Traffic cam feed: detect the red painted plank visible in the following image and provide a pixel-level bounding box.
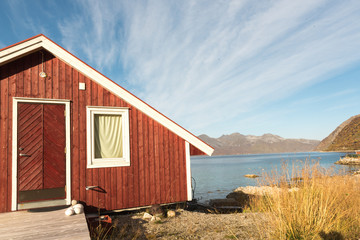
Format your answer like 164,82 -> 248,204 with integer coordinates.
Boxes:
72,70 -> 80,201
131,107 -> 139,207
31,53 -> 39,97
78,74 -> 86,204
59,61 -> 65,99
84,77 -> 93,206
15,58 -> 24,97
148,118 -> 156,204
169,131 -> 175,202
45,53 -> 53,98
52,57 -> 59,99
173,135 -> 180,202
153,121 -> 160,204
65,63 -> 72,99
0,66 -> 9,212
143,113 -> 149,204
23,54 -> 32,97
158,125 -> 165,203
137,111 -> 145,206
163,128 -> 170,202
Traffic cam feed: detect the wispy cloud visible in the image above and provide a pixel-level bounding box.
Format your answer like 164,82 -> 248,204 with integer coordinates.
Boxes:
58,0 -> 124,71
58,0 -> 360,135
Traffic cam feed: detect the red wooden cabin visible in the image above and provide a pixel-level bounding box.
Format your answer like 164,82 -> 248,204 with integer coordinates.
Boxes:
0,35 -> 213,213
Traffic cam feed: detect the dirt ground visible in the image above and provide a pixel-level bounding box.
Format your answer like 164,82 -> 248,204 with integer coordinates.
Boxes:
109,209 -> 269,240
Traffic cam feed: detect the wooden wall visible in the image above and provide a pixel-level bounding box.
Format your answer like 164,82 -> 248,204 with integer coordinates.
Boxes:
0,50 -> 189,213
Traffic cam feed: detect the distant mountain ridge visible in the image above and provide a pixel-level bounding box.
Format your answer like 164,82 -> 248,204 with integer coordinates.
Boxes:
316,114 -> 360,151
199,133 -> 320,155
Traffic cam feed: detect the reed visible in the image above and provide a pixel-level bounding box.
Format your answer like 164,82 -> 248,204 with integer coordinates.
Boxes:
250,161 -> 360,239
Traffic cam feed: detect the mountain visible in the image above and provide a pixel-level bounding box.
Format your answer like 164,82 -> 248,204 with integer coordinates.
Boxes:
316,114 -> 360,151
199,133 -> 320,155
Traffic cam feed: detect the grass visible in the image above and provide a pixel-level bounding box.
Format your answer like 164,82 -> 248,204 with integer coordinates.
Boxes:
248,161 -> 360,239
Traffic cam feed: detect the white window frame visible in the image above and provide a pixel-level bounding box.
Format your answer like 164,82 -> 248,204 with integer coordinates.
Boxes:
86,106 -> 130,168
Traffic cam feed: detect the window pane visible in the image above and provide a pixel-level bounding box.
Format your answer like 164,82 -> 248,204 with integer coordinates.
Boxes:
94,114 -> 123,158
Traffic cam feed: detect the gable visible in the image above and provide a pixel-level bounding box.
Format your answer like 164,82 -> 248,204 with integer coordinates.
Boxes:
0,34 -> 213,156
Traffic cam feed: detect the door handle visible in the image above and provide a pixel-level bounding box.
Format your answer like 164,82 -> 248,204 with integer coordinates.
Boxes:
19,153 -> 30,157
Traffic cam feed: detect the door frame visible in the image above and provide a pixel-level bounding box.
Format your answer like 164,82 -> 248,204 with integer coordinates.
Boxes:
11,97 -> 71,211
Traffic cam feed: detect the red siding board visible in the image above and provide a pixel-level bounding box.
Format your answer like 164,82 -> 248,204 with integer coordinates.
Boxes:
45,54 -> 53,98
84,76 -> 92,206
30,53 -> 39,98
72,70 -> 80,201
0,50 -> 190,213
23,55 -> 32,97
138,111 -> 145,206
148,118 -> 156,204
131,108 -> 139,207
0,67 -> 8,212
15,58 -> 24,97
153,120 -> 160,204
143,112 -> 149,204
158,125 -> 165,202
52,57 -> 59,99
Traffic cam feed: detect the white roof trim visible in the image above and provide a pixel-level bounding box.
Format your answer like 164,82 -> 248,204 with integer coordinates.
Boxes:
0,35 -> 214,156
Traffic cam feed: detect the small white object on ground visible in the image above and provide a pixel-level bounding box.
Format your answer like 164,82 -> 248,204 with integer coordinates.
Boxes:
71,200 -> 78,206
150,216 -> 161,222
143,212 -> 153,220
73,204 -> 84,214
65,207 -> 75,216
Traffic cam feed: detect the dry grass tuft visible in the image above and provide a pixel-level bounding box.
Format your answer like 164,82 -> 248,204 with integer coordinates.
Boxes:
249,161 -> 360,239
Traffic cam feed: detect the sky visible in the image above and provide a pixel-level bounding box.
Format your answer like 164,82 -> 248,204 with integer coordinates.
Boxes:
1,0 -> 360,141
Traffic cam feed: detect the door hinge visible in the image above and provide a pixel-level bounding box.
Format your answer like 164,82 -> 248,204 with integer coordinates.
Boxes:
64,147 -> 67,154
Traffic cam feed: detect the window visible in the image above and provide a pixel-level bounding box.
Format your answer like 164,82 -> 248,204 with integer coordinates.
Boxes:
87,107 -> 130,168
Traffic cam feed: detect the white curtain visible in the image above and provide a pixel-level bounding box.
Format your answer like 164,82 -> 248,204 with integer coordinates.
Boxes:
94,114 -> 123,158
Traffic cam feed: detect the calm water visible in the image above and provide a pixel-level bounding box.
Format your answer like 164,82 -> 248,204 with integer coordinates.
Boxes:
191,152 -> 359,202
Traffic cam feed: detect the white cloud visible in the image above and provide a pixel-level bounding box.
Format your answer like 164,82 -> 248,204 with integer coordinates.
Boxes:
58,0 -> 360,135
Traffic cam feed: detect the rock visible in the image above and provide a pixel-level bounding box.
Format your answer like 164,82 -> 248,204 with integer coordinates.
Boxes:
150,216 -> 161,222
143,212 -> 153,220
232,186 -> 282,196
226,191 -> 251,206
209,198 -> 241,208
244,174 -> 260,178
335,157 -> 360,165
167,210 -> 176,218
71,200 -> 78,206
65,207 -> 75,216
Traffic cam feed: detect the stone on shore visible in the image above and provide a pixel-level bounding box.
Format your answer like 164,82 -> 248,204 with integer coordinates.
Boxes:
209,198 -> 241,208
335,157 -> 360,165
226,186 -> 300,207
